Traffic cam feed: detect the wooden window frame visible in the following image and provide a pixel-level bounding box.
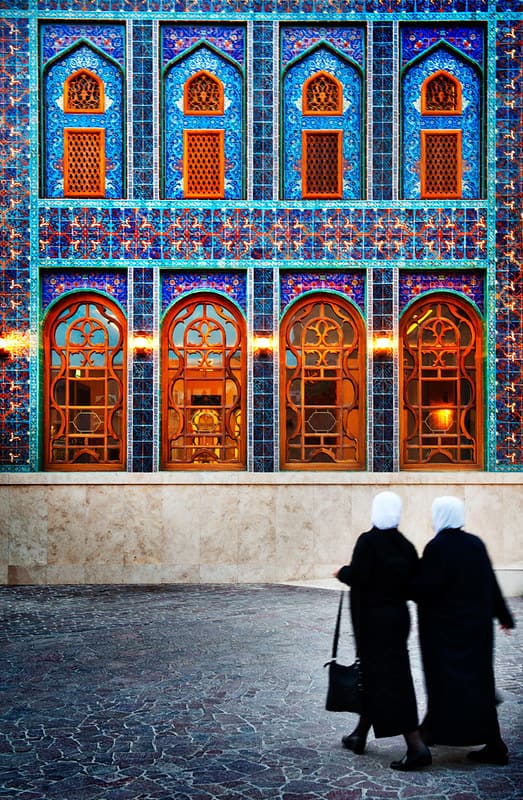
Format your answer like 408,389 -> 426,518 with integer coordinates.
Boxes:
302,71 -> 343,116
43,292 -> 127,472
63,128 -> 106,198
280,294 -> 366,471
184,70 -> 224,116
400,294 -> 483,471
64,69 -> 105,114
302,129 -> 343,200
161,293 -> 246,470
421,70 -> 462,116
183,129 -> 225,199
420,129 -> 462,200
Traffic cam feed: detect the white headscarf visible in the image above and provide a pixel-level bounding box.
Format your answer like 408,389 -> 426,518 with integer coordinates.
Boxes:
371,491 -> 402,530
432,496 -> 465,533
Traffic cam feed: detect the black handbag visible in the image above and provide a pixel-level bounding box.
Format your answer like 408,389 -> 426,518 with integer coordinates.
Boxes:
325,591 -> 362,713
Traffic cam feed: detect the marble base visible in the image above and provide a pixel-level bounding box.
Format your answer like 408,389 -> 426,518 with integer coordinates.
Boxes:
1,472 -> 522,594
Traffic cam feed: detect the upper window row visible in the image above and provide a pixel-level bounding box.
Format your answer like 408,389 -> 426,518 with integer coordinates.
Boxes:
42,290 -> 484,472
41,57 -> 483,201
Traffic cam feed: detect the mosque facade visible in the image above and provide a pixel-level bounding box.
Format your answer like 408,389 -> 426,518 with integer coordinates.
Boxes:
1,1 -> 522,587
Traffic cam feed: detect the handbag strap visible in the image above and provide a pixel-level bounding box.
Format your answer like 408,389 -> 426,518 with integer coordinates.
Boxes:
331,590 -> 346,660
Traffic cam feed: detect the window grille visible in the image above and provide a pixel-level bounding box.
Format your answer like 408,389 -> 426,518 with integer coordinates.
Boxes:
44,294 -> 126,470
63,128 -> 105,198
281,295 -> 365,470
185,71 -> 224,115
162,295 -> 246,469
302,131 -> 342,199
64,69 -> 104,113
303,72 -> 342,115
421,130 -> 461,199
422,71 -> 461,114
184,130 -> 224,199
400,295 -> 483,469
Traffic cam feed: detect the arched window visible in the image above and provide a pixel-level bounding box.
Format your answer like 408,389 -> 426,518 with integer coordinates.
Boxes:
422,71 -> 462,114
400,294 -> 483,469
162,294 -> 246,469
280,295 -> 366,470
43,293 -> 126,470
184,71 -> 224,115
64,69 -> 104,113
303,72 -> 342,115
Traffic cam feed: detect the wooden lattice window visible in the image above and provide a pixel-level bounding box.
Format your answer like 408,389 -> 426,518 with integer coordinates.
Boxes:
400,295 -> 483,470
162,295 -> 246,469
281,295 -> 366,470
302,130 -> 343,199
183,130 -> 224,199
303,72 -> 342,115
184,71 -> 224,115
421,130 -> 461,199
64,69 -> 104,113
63,128 -> 105,198
44,293 -> 126,471
422,71 -> 462,115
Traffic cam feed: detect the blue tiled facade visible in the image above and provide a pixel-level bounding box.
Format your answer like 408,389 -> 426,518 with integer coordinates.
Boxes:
0,2 -> 522,473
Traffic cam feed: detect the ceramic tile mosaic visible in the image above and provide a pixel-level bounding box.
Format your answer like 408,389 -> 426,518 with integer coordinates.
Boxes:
0,18 -> 30,470
1,6 -> 522,475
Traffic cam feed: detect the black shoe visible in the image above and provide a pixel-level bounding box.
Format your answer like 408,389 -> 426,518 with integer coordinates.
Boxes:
467,745 -> 509,766
341,733 -> 366,755
390,748 -> 432,771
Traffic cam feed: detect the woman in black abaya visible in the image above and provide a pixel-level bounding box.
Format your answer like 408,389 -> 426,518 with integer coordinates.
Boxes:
334,491 -> 431,771
413,496 -> 515,765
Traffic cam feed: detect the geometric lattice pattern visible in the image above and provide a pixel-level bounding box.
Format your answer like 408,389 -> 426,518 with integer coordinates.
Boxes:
184,131 -> 224,198
64,129 -> 105,197
421,131 -> 461,199
303,131 -> 341,198
304,73 -> 341,113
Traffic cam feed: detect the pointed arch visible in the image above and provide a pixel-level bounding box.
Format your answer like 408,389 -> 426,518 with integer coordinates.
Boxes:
422,70 -> 462,115
184,70 -> 224,115
64,68 -> 105,113
302,71 -> 343,115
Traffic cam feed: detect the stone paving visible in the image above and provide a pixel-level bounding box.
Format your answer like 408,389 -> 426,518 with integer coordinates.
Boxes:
0,584 -> 521,800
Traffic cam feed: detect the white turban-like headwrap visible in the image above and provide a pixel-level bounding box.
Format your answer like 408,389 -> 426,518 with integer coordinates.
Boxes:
432,496 -> 465,534
371,491 -> 403,530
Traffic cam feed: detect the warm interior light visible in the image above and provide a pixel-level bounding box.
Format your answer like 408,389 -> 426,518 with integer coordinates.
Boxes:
0,331 -> 29,361
428,408 -> 454,432
132,332 -> 152,356
372,332 -> 394,354
253,333 -> 273,356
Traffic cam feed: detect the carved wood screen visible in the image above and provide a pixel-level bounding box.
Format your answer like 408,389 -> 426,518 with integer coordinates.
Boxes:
183,130 -> 224,198
63,128 -> 105,198
420,130 -> 462,199
162,295 -> 246,469
44,293 -> 126,470
64,69 -> 104,113
280,295 -> 366,470
184,71 -> 224,115
302,130 -> 343,199
400,295 -> 483,469
303,72 -> 343,115
422,71 -> 462,115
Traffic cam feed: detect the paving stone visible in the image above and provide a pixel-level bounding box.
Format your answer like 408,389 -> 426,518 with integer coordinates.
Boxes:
0,585 -> 521,799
